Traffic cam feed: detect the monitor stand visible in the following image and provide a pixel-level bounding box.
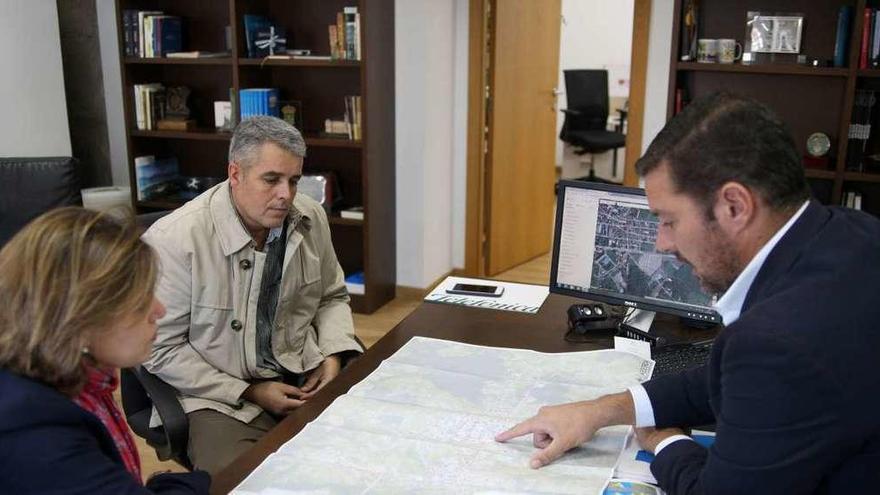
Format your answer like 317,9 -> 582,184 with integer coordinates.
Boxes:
625,308 -> 655,332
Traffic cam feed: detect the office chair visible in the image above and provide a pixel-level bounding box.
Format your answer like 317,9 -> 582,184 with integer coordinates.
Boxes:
120,333 -> 367,470
559,69 -> 627,182
120,366 -> 193,469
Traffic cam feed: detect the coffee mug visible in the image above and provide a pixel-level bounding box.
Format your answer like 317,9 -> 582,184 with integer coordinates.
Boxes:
718,39 -> 743,64
697,39 -> 718,63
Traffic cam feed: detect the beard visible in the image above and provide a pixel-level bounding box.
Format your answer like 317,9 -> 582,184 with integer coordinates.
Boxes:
693,222 -> 741,296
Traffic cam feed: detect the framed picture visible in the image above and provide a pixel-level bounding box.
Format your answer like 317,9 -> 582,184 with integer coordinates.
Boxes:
745,12 -> 803,54
280,100 -> 304,131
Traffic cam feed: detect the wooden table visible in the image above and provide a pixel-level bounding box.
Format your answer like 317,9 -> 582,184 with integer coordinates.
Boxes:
211,294 -> 715,494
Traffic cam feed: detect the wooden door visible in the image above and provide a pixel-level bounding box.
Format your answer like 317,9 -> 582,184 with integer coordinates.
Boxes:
484,0 -> 562,275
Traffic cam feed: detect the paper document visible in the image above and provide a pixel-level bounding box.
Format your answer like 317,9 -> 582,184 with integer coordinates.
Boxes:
233,337 -> 654,494
424,276 -> 550,314
613,429 -> 716,485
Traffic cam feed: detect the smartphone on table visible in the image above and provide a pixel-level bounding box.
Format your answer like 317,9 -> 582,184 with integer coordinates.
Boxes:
445,283 -> 504,297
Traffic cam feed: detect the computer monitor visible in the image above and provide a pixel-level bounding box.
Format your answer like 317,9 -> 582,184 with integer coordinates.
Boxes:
550,180 -> 721,325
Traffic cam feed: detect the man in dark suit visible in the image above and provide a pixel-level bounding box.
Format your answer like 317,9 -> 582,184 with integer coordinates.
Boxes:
496,93 -> 880,493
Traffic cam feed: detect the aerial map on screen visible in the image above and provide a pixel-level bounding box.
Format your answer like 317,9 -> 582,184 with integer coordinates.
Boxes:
590,201 -> 713,307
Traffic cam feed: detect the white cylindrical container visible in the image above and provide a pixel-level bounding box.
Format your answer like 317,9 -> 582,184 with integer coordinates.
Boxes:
81,186 -> 132,214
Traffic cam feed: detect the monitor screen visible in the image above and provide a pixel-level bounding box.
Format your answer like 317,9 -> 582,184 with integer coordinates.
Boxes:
550,180 -> 720,324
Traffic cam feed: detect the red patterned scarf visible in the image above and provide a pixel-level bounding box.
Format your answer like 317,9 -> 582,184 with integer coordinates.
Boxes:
73,366 -> 142,483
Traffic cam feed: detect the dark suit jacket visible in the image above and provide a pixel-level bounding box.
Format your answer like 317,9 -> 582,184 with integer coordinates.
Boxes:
0,368 -> 210,494
644,201 -> 880,494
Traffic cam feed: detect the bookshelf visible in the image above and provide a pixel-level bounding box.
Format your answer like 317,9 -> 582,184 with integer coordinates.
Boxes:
668,0 -> 880,217
115,0 -> 395,313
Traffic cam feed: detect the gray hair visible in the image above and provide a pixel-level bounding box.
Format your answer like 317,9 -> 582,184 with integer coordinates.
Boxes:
228,116 -> 307,168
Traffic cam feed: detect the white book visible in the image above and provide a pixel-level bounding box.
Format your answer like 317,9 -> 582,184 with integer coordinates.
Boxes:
134,85 -> 145,130
854,192 -> 863,210
340,206 -> 364,220
354,13 -> 362,60
137,11 -> 162,57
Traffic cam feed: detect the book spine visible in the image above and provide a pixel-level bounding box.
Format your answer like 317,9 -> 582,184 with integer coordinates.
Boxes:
329,25 -> 339,60
336,12 -> 346,60
134,85 -> 144,130
861,8 -> 871,69
137,11 -> 145,57
872,10 -> 880,67
354,12 -> 362,60
344,9 -> 357,60
833,6 -> 852,67
133,155 -> 155,201
123,10 -> 133,56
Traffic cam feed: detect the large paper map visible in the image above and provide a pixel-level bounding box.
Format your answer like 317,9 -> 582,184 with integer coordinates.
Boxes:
233,337 -> 654,495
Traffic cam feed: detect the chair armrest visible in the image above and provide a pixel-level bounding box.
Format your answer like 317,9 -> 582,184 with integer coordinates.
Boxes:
561,108 -> 582,116
614,109 -> 629,132
132,366 -> 189,464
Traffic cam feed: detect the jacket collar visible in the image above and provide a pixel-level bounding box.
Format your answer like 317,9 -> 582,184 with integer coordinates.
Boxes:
209,180 -> 311,257
742,199 -> 831,313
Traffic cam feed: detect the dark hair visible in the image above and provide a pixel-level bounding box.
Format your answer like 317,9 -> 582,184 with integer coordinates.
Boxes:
636,92 -> 810,217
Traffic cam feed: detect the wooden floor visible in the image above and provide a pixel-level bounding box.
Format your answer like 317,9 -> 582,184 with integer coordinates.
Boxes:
134,252 -> 552,480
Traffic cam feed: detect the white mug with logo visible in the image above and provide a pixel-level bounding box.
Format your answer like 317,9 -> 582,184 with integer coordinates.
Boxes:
697,39 -> 719,63
718,39 -> 743,64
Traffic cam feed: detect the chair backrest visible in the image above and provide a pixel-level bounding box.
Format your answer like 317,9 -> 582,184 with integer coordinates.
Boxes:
563,69 -> 610,130
0,157 -> 82,248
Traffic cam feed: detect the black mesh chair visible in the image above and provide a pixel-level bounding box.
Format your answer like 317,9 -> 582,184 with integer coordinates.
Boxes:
559,69 -> 627,182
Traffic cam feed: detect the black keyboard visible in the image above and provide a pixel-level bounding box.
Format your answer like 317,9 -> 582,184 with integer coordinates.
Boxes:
652,340 -> 713,377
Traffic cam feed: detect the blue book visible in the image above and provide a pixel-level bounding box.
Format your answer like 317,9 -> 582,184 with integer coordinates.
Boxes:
833,6 -> 853,67
158,16 -> 182,56
243,15 -> 270,58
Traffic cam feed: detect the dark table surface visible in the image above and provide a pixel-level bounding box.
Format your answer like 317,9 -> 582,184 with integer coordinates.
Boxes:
210,293 -> 716,494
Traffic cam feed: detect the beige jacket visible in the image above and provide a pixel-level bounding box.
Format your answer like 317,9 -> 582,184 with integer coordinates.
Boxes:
142,181 -> 360,424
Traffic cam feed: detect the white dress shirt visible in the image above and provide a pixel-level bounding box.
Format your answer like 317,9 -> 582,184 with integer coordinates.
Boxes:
627,201 -> 809,454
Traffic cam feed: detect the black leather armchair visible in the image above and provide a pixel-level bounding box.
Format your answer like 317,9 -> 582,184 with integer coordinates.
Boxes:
559,70 -> 627,182
0,157 -> 82,248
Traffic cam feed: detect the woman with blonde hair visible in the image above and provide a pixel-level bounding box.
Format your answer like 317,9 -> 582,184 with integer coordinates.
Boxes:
0,207 -> 209,494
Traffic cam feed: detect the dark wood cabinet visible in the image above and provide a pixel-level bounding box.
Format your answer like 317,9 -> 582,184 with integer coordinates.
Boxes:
668,0 -> 880,217
115,0 -> 395,313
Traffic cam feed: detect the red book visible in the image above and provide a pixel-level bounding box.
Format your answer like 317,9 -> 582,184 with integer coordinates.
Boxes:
861,8 -> 872,69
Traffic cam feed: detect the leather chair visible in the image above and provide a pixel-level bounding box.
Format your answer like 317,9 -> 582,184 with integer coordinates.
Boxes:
0,157 -> 82,248
559,70 -> 627,182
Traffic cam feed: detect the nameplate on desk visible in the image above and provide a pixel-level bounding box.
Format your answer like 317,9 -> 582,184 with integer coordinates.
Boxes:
424,276 -> 549,314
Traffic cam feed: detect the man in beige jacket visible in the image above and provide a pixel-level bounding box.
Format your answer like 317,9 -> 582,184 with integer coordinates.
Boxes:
142,116 -> 362,474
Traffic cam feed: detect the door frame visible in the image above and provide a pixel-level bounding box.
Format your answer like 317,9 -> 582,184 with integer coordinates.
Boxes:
464,0 -> 652,276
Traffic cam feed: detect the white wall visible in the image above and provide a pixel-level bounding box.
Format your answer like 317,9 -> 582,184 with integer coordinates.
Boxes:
0,1 -> 71,157
395,0 -> 459,287
557,0 -> 634,173
96,0 -> 129,186
451,0 -> 469,270
641,0 -> 674,155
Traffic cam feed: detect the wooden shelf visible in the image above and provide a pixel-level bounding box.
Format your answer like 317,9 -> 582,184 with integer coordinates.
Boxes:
329,216 -> 364,226
676,62 -> 850,77
804,169 -> 837,180
119,0 -> 395,313
238,58 -> 360,68
137,198 -> 185,210
131,129 -> 232,140
130,130 -> 361,149
845,171 -> 880,183
857,69 -> 880,78
123,57 -> 232,66
305,136 -> 362,148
